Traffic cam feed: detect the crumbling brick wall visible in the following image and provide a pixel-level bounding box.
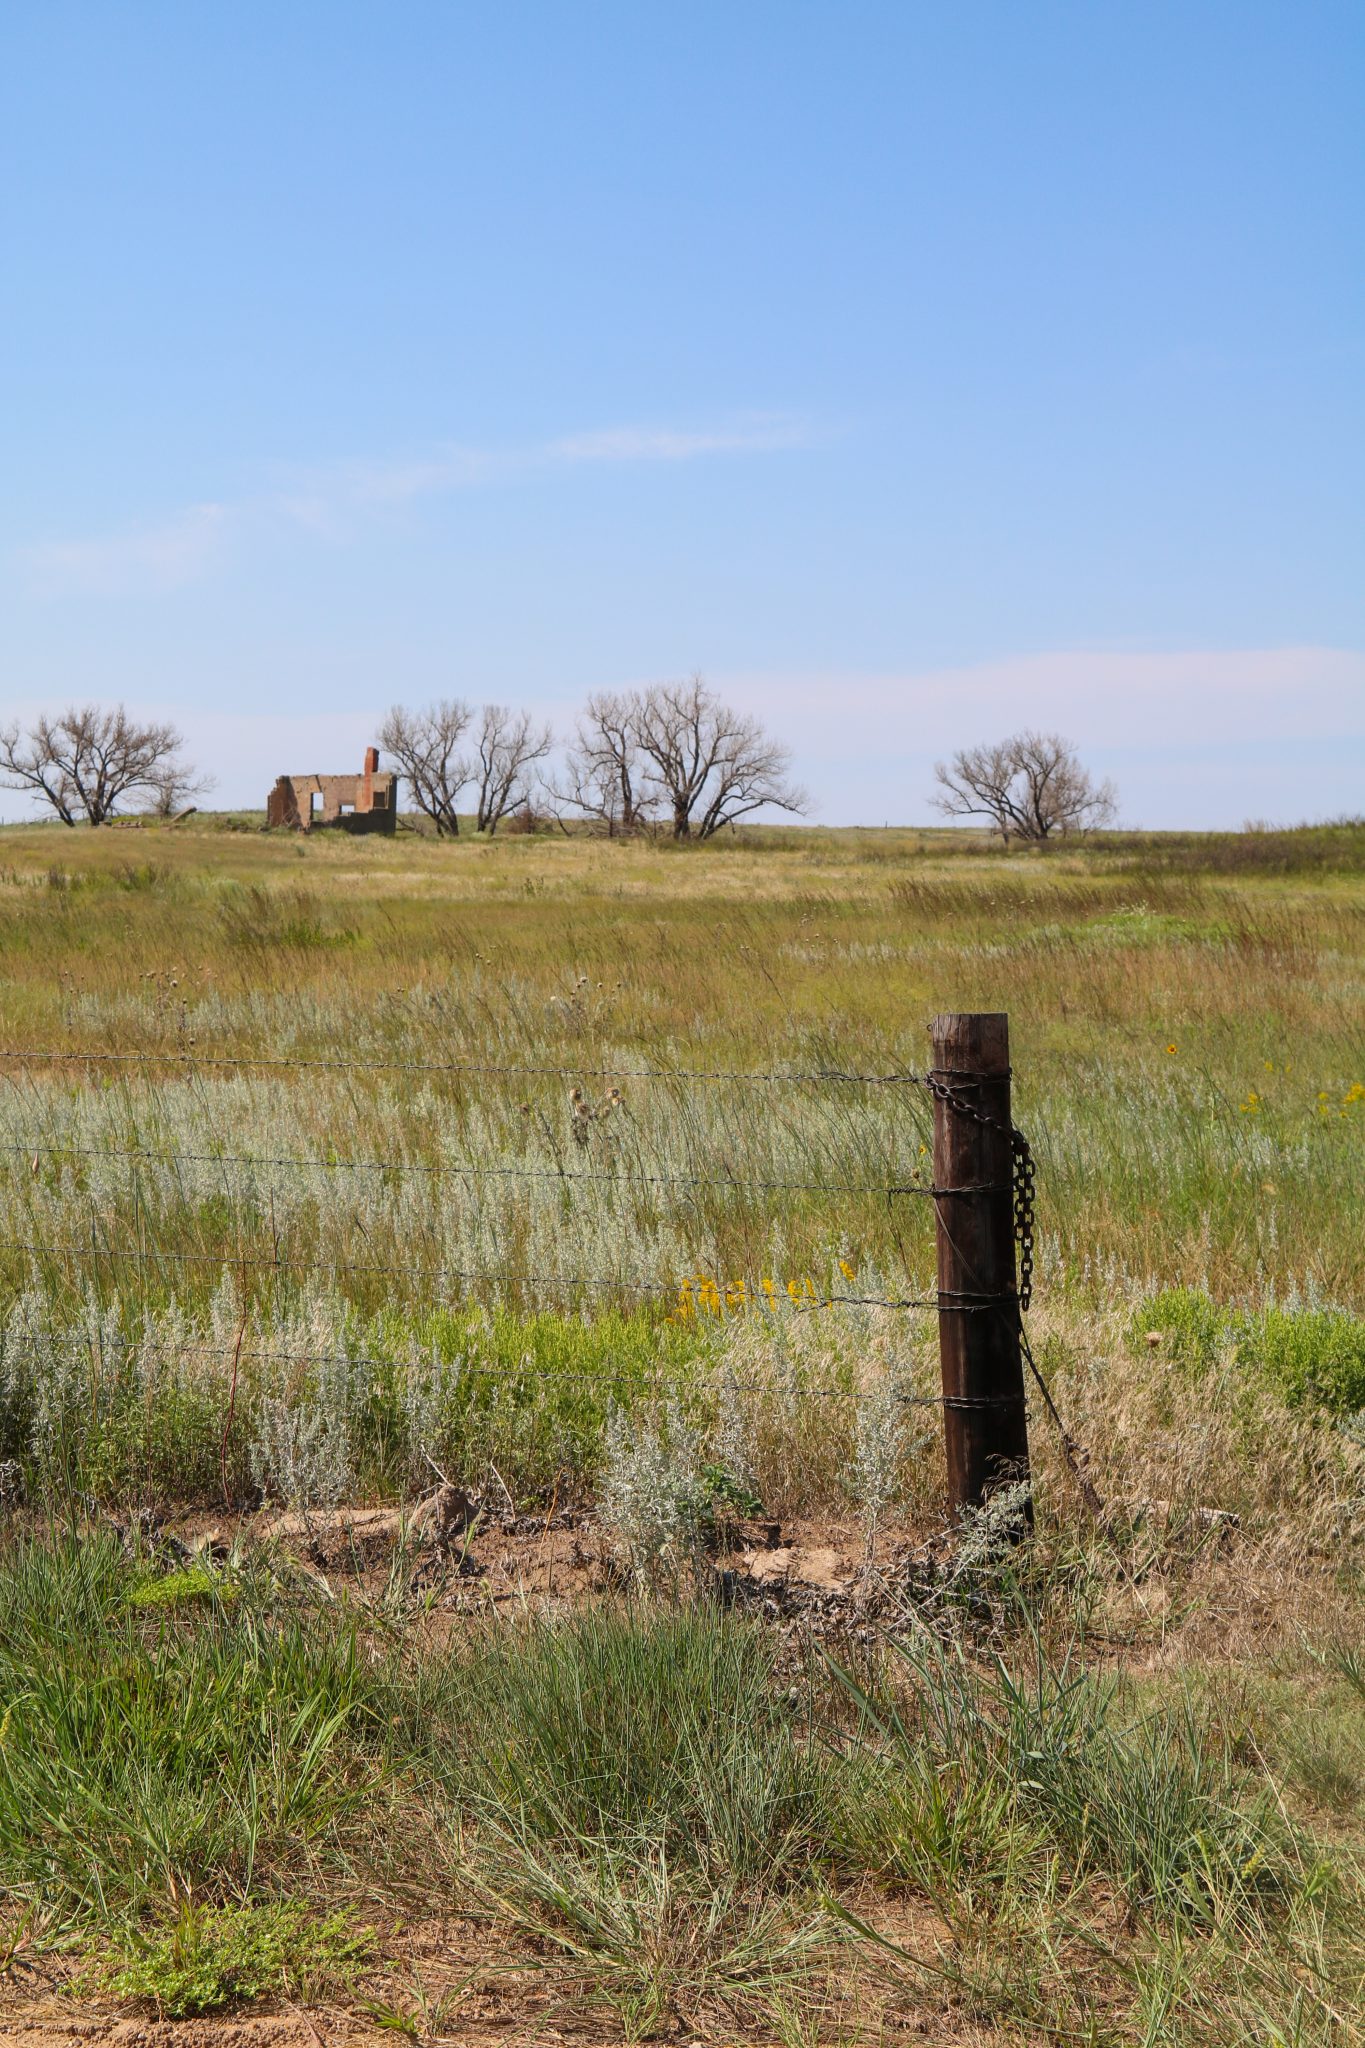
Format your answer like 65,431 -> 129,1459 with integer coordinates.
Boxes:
266,748 -> 397,833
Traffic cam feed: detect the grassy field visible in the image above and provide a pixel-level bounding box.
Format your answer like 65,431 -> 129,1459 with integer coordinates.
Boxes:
0,812 -> 1362,2043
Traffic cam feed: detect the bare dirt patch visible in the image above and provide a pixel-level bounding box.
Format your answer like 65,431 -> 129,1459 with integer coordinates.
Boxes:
159,1499 -> 930,1632
107,1491 -> 1320,1661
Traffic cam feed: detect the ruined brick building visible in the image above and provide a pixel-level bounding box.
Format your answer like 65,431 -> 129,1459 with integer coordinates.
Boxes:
266,747 -> 398,834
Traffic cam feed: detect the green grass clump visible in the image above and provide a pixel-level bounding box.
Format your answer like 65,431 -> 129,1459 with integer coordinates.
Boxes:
834,1625 -> 1299,1927
0,1537 -> 383,1916
427,1605 -> 824,1885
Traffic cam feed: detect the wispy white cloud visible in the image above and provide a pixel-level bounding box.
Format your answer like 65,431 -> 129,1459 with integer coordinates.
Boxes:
21,502 -> 230,598
274,447 -> 504,530
19,416 -> 812,591
275,414 -> 810,529
547,418 -> 809,464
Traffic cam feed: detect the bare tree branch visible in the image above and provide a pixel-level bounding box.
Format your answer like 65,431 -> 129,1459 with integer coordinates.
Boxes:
632,677 -> 806,839
379,700 -> 473,835
0,705 -> 206,826
932,730 -> 1117,842
141,758 -> 216,818
472,705 -> 553,835
551,691 -> 655,836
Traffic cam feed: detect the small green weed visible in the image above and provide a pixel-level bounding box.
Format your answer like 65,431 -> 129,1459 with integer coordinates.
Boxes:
127,1566 -> 235,1611
700,1461 -> 765,1518
103,1900 -> 370,2016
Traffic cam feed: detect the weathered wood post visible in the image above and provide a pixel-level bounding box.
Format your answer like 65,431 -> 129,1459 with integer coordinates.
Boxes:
929,1012 -> 1031,1514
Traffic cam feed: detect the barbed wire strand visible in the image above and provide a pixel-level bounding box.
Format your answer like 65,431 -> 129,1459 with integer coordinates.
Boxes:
1,1047 -> 940,1086
0,1234 -> 1015,1311
0,1140 -> 1002,1202
3,1325 -> 1029,1408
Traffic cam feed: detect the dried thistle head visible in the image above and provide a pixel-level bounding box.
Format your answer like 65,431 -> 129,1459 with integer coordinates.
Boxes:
568,1084 -> 593,1144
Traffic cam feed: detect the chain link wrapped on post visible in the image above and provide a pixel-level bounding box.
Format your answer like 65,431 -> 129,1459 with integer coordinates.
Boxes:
917,1066 -> 1035,1313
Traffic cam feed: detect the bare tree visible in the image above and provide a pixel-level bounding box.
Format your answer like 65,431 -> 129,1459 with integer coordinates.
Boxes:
932,730 -> 1117,842
379,699 -> 472,836
0,705 -> 208,826
471,704 -> 553,834
553,690 -> 655,836
632,677 -> 806,839
142,757 -> 215,818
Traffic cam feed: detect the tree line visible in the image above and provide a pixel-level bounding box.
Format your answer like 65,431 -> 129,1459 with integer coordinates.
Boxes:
2,689 -> 1116,840
381,678 -> 807,839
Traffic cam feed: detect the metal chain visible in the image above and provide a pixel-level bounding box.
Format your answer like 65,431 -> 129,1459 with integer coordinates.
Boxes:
918,1070 -> 1036,1313
1012,1132 -> 1036,1312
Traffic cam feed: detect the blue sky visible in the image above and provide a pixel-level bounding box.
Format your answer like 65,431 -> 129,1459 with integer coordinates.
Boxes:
3,1 -> 1362,826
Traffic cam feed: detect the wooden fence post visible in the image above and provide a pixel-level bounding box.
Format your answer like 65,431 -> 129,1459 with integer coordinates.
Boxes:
930,1012 -> 1031,1515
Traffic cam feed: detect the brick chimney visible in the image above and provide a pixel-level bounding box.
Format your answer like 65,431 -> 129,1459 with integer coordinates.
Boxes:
362,745 -> 378,809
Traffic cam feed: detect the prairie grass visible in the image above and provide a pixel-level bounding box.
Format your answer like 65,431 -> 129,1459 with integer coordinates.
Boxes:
3,817 -> 1362,1309
1,813 -> 1362,1517
1,1537 -> 1361,2040
0,814 -> 1363,2037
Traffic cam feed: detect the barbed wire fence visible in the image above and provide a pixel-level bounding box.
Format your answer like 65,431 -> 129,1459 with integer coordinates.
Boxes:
0,1017 -> 1098,1518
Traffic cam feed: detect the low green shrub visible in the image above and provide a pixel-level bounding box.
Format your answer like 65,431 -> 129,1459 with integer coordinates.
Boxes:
1133,1290 -> 1365,1414
103,1900 -> 370,2015
1132,1287 -> 1227,1370
1249,1305 -> 1365,1413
